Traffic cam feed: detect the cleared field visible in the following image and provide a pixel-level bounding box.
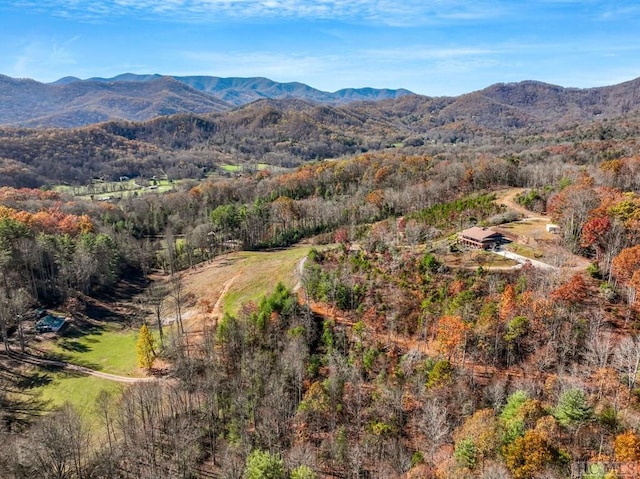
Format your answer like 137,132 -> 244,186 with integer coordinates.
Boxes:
496,218 -> 557,242
220,163 -> 272,173
54,178 -> 181,200
505,242 -> 545,260
221,248 -> 314,314
42,323 -> 143,376
25,321 -> 146,416
441,249 -> 519,269
35,373 -> 122,414
176,245 -> 317,325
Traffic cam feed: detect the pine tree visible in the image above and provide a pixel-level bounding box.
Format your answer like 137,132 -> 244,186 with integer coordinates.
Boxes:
243,450 -> 285,479
554,388 -> 592,427
136,324 -> 156,370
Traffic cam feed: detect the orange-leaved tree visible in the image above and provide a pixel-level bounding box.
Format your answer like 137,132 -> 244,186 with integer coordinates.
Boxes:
614,430 -> 640,461
503,429 -> 560,479
499,284 -> 517,322
614,430 -> 640,478
551,274 -> 589,306
435,315 -> 470,360
612,245 -> 640,311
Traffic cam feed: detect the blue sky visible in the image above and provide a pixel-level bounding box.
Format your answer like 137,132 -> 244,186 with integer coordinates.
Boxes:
1,1 -> 639,96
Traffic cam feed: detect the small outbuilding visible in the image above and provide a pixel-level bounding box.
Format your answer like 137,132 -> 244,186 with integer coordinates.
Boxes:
35,314 -> 66,333
546,224 -> 560,234
458,226 -> 504,250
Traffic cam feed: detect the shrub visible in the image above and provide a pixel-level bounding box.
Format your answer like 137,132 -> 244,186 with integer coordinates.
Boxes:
410,451 -> 425,468
587,262 -> 602,279
290,465 -> 317,479
454,437 -> 477,469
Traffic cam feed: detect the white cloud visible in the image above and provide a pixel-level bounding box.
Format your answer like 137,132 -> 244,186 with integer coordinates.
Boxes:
9,39 -> 77,79
176,43 -> 505,92
363,46 -> 498,62
179,49 -> 337,80
6,0 -> 507,25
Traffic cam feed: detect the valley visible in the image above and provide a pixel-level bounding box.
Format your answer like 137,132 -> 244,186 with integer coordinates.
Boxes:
2,74 -> 640,479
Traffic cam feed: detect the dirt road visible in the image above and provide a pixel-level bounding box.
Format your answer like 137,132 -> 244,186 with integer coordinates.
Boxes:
8,351 -> 156,383
495,187 -> 550,221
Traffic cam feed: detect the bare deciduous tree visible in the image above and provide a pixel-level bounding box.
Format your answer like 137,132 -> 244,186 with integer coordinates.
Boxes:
614,336 -> 640,390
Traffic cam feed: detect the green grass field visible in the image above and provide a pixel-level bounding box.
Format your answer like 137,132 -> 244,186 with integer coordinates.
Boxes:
179,243 -> 330,321
221,247 -> 314,314
36,373 -> 123,415
47,324 -> 143,376
28,324 -> 149,417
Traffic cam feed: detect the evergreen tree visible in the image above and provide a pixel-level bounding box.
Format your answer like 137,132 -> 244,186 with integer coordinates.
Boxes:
554,388 -> 592,427
291,465 -> 317,479
244,449 -> 285,479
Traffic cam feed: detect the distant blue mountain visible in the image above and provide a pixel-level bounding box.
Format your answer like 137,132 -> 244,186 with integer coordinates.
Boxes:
0,74 -> 231,127
8,72 -> 640,130
51,73 -> 414,106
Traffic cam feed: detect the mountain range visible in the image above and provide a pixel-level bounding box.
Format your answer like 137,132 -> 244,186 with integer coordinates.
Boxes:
53,73 -> 414,106
2,73 -> 640,131
3,72 -> 640,188
0,73 -> 412,127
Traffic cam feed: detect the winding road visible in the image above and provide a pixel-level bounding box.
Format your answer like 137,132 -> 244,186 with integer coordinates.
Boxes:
8,351 -> 156,383
495,187 -> 550,221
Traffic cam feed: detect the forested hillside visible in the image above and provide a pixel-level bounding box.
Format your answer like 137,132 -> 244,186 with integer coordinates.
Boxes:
2,80 -> 640,478
2,90 -> 640,189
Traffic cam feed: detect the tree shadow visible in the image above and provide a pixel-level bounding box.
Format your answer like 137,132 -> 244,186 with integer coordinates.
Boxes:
81,302 -> 118,321
60,321 -> 105,339
35,357 -> 104,373
92,267 -> 148,303
1,391 -> 51,432
14,370 -> 53,389
58,339 -> 92,353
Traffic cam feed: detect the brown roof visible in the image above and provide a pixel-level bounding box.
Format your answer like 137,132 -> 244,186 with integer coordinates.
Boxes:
459,226 -> 502,242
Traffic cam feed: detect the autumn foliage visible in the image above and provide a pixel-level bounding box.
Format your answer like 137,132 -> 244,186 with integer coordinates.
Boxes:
503,430 -> 561,479
435,315 -> 470,359
551,274 -> 589,305
0,204 -> 93,236
614,431 -> 640,462
612,245 -> 640,288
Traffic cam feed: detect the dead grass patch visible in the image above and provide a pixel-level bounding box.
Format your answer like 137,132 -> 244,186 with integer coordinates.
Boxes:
440,250 -> 518,269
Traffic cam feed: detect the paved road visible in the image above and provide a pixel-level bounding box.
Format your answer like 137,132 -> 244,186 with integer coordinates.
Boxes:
492,248 -> 557,270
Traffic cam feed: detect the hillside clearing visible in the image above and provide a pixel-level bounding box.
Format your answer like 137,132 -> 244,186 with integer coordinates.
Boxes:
166,245 -> 320,333
42,323 -> 144,377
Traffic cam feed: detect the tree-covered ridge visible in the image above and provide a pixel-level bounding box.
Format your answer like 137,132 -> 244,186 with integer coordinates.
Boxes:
286,237 -> 640,478
6,120 -> 640,478
2,86 -> 640,189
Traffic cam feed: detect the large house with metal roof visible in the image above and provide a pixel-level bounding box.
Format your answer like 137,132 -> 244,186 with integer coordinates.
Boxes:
458,226 -> 504,250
